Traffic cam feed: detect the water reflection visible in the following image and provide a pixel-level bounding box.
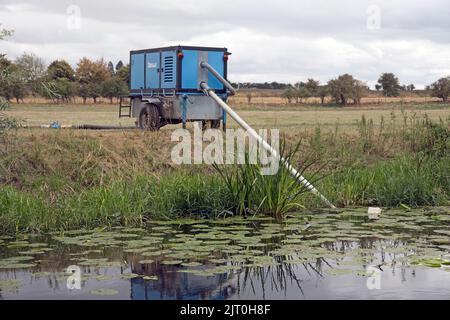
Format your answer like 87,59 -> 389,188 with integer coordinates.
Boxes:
1,207 -> 450,299
130,259 -> 234,300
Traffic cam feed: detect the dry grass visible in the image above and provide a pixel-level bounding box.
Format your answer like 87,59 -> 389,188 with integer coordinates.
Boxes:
6,104 -> 136,127
234,107 -> 450,129
230,90 -> 441,106
5,101 -> 450,129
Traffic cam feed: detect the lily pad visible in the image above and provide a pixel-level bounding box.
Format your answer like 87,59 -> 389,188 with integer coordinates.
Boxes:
139,259 -> 154,264
160,260 -> 183,265
181,262 -> 203,267
120,273 -> 140,279
90,288 -> 119,296
0,262 -> 37,269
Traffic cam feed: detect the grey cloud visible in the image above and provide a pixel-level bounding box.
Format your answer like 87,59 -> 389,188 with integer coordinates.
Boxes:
1,0 -> 449,87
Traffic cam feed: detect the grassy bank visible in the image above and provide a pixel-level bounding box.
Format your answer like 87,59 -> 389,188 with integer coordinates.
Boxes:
1,154 -> 448,234
0,111 -> 448,234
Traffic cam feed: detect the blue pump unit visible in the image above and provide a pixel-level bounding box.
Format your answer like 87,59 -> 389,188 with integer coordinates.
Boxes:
120,45 -> 231,131
129,46 -> 229,95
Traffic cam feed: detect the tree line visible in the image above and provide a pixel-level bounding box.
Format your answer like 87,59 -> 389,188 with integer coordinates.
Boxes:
0,51 -> 130,104
2,51 -> 449,106
278,73 -> 450,105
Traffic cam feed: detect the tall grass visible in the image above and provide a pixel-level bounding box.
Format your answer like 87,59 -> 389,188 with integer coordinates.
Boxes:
314,154 -> 449,207
0,152 -> 448,234
0,172 -> 234,234
213,140 -> 324,220
148,172 -> 233,218
307,114 -> 450,207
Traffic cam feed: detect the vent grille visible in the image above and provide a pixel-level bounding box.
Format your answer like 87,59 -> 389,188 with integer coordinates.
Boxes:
163,56 -> 174,83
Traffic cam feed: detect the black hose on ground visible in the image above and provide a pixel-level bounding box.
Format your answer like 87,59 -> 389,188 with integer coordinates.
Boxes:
73,124 -> 137,130
23,124 -> 138,130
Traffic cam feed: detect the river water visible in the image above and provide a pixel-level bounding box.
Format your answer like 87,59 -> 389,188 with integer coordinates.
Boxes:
1,207 -> 449,300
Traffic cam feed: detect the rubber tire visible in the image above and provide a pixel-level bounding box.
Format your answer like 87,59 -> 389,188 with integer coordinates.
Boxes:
201,120 -> 208,131
139,104 -> 161,131
210,120 -> 221,129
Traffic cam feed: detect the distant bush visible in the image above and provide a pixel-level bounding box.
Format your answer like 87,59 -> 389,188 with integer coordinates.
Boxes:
328,74 -> 369,105
429,77 -> 450,102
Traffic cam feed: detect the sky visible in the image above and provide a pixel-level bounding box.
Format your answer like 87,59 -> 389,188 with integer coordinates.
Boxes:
1,0 -> 450,88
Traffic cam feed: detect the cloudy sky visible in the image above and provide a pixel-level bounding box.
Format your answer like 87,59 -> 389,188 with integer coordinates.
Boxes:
1,0 -> 450,88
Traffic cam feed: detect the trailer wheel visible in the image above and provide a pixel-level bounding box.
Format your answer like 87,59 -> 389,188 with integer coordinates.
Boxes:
201,120 -> 208,131
210,120 -> 221,129
139,104 -> 160,131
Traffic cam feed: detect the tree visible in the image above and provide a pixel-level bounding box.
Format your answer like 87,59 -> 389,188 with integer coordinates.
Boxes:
328,74 -> 355,105
47,60 -> 75,81
101,77 -> 128,103
429,77 -> 450,102
281,87 -> 295,104
116,64 -> 130,86
377,73 -> 401,97
41,78 -> 75,103
294,81 -> 312,103
407,84 -> 415,92
0,56 -> 13,100
351,81 -> 369,105
294,82 -> 305,103
107,61 -> 115,76
87,82 -> 102,103
0,56 -> 27,103
43,59 -> 76,103
76,83 -> 90,104
0,25 -> 19,134
317,85 -> 329,104
76,82 -> 104,104
15,52 -> 46,96
76,58 -> 111,103
246,92 -> 252,104
328,74 -> 367,105
76,57 -> 110,84
305,79 -> 319,97
375,84 -> 382,91
15,52 -> 46,83
116,60 -> 124,71
296,87 -> 311,103
3,71 -> 26,103
8,73 -> 27,103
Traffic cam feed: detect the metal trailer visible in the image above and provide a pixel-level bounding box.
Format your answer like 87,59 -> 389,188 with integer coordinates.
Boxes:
119,45 -> 335,208
119,45 -> 232,131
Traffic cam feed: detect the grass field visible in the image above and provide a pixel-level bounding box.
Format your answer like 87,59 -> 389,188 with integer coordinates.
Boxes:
5,102 -> 450,129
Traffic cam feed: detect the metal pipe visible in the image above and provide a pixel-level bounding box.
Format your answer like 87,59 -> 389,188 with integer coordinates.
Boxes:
24,124 -> 137,130
200,61 -> 236,95
200,81 -> 336,209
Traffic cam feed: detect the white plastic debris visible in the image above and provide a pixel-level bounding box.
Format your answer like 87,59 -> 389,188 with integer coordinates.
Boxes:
368,207 -> 382,220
